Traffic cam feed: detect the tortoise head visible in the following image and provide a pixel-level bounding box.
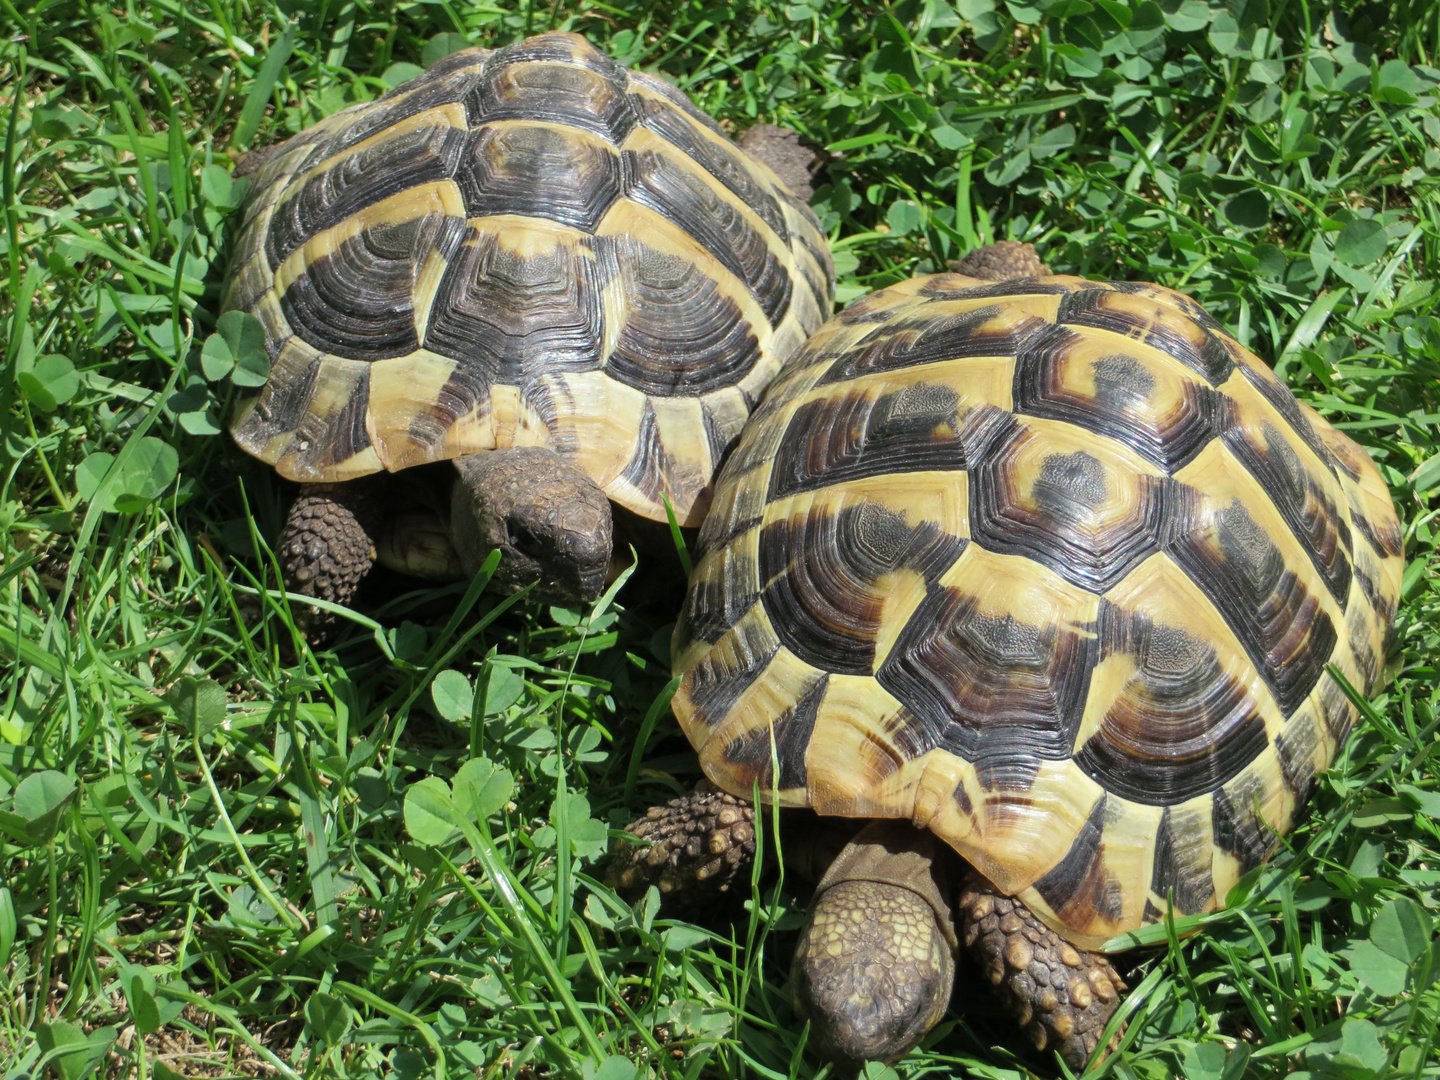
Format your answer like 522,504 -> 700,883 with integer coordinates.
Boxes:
450,446 -> 612,603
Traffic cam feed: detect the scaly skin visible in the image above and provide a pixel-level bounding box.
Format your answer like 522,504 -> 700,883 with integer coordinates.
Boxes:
950,239 -> 1051,280
605,780 -> 757,906
277,478 -> 383,639
959,875 -> 1126,1070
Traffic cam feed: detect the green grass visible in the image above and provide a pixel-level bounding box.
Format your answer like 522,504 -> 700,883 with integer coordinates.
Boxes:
2,1 -> 1439,1078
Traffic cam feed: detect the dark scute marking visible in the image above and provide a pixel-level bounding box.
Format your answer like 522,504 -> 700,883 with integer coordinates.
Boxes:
817,304 -> 1050,385
630,92 -> 788,242
768,382 -> 964,499
457,124 -> 622,232
1275,714 -> 1321,804
1057,289 -> 1234,386
1211,777 -> 1278,877
877,706 -> 939,763
1347,606 -> 1380,690
684,621 -> 780,733
1143,899 -> 1164,923
281,217 -> 460,360
951,775 -> 973,815
680,550 -> 759,646
876,584 -> 1096,781
1036,450 -> 1108,510
625,70 -> 728,139
1074,605 -> 1270,805
247,354 -> 320,440
275,361 -> 374,473
625,147 -> 792,323
616,399 -> 680,504
465,60 -> 634,142
1353,564 -> 1383,615
1150,806 -> 1215,915
721,673 -> 826,790
1237,363 -> 1332,464
266,125 -> 467,268
760,504 -> 966,677
1012,328 -> 1219,472
424,227 -> 604,386
1092,354 -> 1156,406
317,366 -> 373,467
1107,280 -> 1222,332
917,278 -> 1073,301
596,234 -> 762,396
969,426 -> 1168,593
309,66 -> 483,163
1032,796 -> 1125,924
1223,418 -> 1352,604
837,290 -> 907,324
1351,509 -> 1404,559
1165,494 -> 1338,716
1318,678 -> 1353,742
700,399 -> 739,475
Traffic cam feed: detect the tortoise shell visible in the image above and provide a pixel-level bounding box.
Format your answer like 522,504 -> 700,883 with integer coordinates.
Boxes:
225,32 -> 834,527
671,272 -> 1403,950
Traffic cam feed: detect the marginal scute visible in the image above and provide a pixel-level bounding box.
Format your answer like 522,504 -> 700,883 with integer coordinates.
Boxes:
670,270 -> 1401,949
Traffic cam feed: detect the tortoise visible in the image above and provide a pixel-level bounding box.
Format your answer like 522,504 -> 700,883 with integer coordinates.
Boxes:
608,242 -> 1404,1069
222,32 -> 834,620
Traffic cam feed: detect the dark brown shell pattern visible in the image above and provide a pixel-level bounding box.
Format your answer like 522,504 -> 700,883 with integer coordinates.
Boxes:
225,32 -> 835,527
672,272 -> 1404,950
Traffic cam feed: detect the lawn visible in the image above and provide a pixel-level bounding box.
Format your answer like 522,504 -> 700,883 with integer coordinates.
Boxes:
2,0 -> 1439,1078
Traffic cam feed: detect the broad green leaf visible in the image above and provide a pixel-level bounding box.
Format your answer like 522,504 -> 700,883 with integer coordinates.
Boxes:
36,1020 -> 114,1080
305,991 -> 352,1042
1334,219 -> 1388,265
1182,1041 -> 1226,1080
1343,938 -> 1408,995
13,770 -> 77,843
431,669 -> 472,721
485,663 -> 526,715
1376,59 -> 1421,104
18,354 -> 80,411
1221,190 -> 1270,230
200,333 -> 236,381
1338,1017 -> 1386,1071
1208,12 -> 1242,53
551,791 -> 609,860
403,776 -> 461,845
1030,122 -> 1075,158
423,32 -> 472,67
931,125 -> 968,150
886,199 -> 923,236
165,677 -> 227,734
75,438 -> 179,513
200,163 -> 233,207
1163,0 -> 1211,31
120,964 -> 161,1034
1370,897 -> 1431,964
593,1057 -> 642,1080
207,310 -> 269,385
381,62 -> 424,88
453,757 -> 514,821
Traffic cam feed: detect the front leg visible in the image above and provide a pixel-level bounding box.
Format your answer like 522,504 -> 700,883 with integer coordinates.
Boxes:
605,780 -> 757,908
959,874 -> 1125,1069
277,478 -> 384,637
